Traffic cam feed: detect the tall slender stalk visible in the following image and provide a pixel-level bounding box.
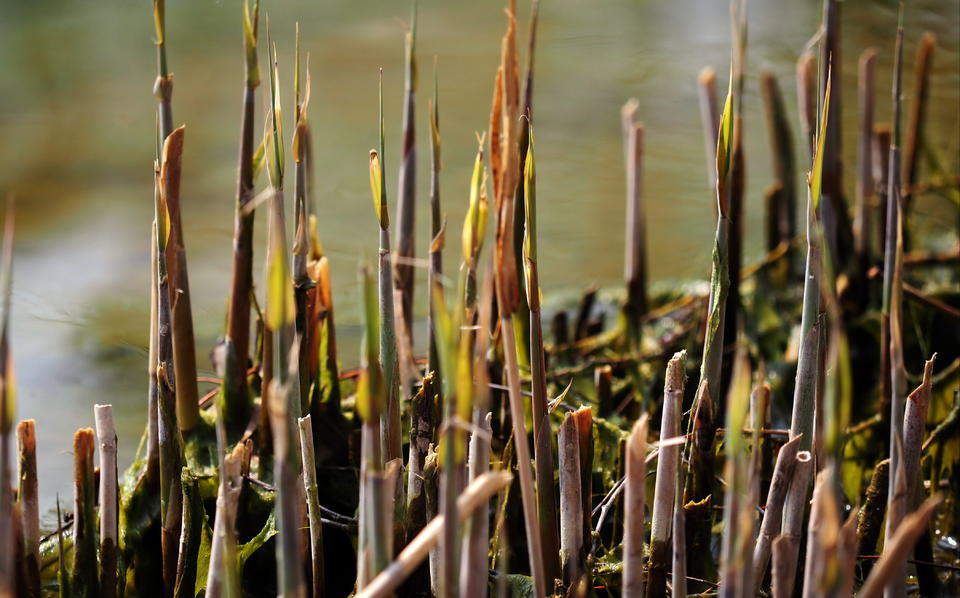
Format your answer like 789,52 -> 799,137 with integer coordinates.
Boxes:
645,351 -> 685,598
298,416 -> 325,598
95,406 -> 119,598
72,429 -> 99,598
460,413 -> 491,598
622,108 -> 647,347
371,71 -> 403,465
882,12 -> 907,598
157,128 -> 185,594
356,263 -> 386,589
394,7 -> 418,361
759,71 -> 796,255
222,0 -> 261,441
523,131 -> 561,584
902,32 -> 936,208
492,3 -> 545,595
0,210 -> 17,598
622,414 -> 648,598
818,0 -> 852,270
855,49 -> 877,267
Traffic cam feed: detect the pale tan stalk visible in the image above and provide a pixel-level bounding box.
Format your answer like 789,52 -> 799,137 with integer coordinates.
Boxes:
622,415 -> 649,598
356,472 -> 512,598
94,406 -> 119,598
460,413 -> 492,598
773,449 -> 813,598
855,49 -> 878,263
796,53 -> 817,159
206,444 -> 244,597
558,413 -> 584,587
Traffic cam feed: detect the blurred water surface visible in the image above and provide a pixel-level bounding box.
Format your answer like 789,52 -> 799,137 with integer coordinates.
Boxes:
0,0 -> 957,509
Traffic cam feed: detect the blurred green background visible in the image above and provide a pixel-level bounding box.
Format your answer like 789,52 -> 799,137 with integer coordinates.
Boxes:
0,0 -> 956,511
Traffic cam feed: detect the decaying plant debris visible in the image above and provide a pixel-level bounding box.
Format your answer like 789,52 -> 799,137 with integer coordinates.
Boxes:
1,0 -> 958,597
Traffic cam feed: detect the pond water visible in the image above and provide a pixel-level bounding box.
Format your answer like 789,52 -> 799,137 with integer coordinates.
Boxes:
0,0 -> 957,511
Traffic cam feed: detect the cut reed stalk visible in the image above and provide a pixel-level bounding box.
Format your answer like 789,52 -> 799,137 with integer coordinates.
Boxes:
697,67 -> 719,189
205,444 -> 244,597
72,429 -> 98,597
157,128 -> 185,594
558,412 -> 584,588
622,109 -> 647,347
903,355 -> 934,505
222,0 -> 260,441
622,414 -> 648,598
800,469 -> 837,598
902,32 -> 936,208
855,49 -> 877,267
882,14 -> 908,598
16,420 -> 39,598
645,351 -> 685,598
297,415 -> 325,598
751,433 -> 801,591
523,131 -> 561,586
358,472 -> 511,598
94,406 -> 119,598
772,449 -> 813,598
460,413 -> 491,598
571,406 -> 593,552
796,52 -> 817,160
759,71 -> 796,255
856,458 -> 889,580
393,10 -> 418,360
859,495 -> 943,598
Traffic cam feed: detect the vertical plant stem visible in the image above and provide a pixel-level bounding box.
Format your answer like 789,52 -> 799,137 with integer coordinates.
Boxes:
16,421 -> 39,598
72,428 -> 99,598
224,1 -> 260,437
558,412 -> 584,588
394,11 -> 418,361
855,49 -> 877,267
759,71 -> 796,256
882,13 -> 907,598
460,413 -> 492,598
157,129 -> 185,596
95,406 -> 119,598
856,458 -> 890,580
622,111 -> 647,347
622,415 -> 648,598
902,32 -> 936,209
697,67 -> 719,189
796,52 -> 817,160
523,131 -> 561,584
645,351 -> 685,598
773,450 -> 813,598
298,416 -> 325,598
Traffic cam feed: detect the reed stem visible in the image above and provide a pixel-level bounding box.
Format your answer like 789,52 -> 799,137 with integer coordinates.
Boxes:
205,445 -> 244,597
751,434 -> 801,592
15,421 -> 39,597
902,32 -> 936,208
94,406 -> 119,598
855,49 -> 877,267
72,429 -> 99,598
796,53 -> 817,160
759,71 -> 796,256
622,415 -> 648,598
460,413 -> 491,598
622,111 -> 647,347
772,450 -> 813,598
645,351 -> 684,598
697,67 -> 719,189
558,412 -> 584,588
297,416 -> 325,598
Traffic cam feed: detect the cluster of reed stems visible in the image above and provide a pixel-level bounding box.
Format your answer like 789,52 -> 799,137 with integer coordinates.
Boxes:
0,1 -> 958,598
